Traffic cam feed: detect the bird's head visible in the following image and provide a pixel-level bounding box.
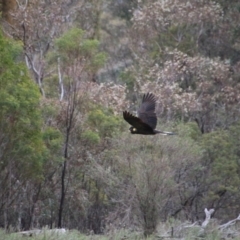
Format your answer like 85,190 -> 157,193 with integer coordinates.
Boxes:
129,126 -> 138,134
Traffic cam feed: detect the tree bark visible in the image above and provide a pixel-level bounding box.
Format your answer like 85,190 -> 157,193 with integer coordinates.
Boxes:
58,129 -> 70,228
58,87 -> 76,228
58,160 -> 67,228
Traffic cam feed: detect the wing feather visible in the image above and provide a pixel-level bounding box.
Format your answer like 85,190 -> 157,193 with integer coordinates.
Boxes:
137,93 -> 157,129
123,111 -> 153,131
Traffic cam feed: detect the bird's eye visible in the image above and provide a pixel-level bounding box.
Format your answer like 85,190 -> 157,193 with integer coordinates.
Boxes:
133,128 -> 137,131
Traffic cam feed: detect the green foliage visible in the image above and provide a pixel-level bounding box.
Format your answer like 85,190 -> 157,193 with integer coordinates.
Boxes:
82,130 -> 100,145
87,108 -> 122,138
147,24 -> 198,61
0,30 -> 47,178
176,122 -> 202,141
44,75 -> 61,98
120,70 -> 135,92
81,39 -> 99,54
41,99 -> 61,121
168,24 -> 197,55
54,27 -> 107,69
42,127 -> 62,152
229,121 -> 240,155
0,36 -> 22,67
55,27 -> 84,54
90,52 -> 107,72
201,130 -> 240,192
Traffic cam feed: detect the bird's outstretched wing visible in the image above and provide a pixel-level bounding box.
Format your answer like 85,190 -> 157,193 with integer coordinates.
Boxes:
123,111 -> 153,131
137,93 -> 157,129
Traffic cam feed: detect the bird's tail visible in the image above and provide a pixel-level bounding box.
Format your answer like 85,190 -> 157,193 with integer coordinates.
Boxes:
155,130 -> 176,135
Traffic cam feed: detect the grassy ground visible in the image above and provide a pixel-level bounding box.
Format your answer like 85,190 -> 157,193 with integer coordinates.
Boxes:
0,228 -> 145,240
0,225 -> 238,240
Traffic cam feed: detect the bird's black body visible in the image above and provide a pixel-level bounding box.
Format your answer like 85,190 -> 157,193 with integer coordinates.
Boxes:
123,93 -> 175,135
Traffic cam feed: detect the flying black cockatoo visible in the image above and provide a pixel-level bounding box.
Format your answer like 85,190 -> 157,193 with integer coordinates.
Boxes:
123,93 -> 175,135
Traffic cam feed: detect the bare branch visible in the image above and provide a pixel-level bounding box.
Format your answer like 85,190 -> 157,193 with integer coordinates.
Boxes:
218,214 -> 240,230
58,57 -> 64,101
202,208 -> 215,228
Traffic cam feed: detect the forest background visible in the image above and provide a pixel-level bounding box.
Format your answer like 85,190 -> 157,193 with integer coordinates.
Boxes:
1,0 -> 240,238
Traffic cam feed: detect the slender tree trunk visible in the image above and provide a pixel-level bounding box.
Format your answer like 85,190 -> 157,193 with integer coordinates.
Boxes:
29,184 -> 42,229
58,132 -> 69,228
58,89 -> 75,228
58,160 -> 66,228
57,58 -> 77,227
58,57 -> 64,101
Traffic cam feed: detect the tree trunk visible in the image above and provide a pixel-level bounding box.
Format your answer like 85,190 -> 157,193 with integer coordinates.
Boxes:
58,160 -> 67,228
58,116 -> 72,228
